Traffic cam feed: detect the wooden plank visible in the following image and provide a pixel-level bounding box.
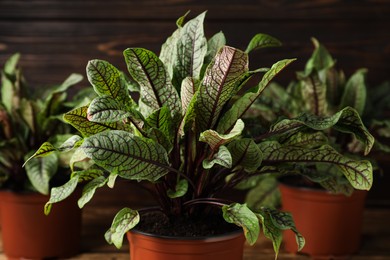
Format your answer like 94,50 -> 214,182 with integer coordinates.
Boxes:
0,0 -> 389,20
1,19 -> 389,88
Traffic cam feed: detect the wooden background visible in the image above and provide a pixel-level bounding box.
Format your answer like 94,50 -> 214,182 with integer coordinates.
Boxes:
0,0 -> 390,205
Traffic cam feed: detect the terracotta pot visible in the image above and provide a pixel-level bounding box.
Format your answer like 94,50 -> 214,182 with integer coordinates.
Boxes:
127,229 -> 245,260
279,183 -> 367,257
0,190 -> 82,259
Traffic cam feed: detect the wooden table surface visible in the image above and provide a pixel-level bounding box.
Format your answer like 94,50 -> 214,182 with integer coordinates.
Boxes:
1,184 -> 389,259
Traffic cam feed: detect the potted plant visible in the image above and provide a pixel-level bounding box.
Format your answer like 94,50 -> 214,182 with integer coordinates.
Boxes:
248,38 -> 380,257
28,13 -> 374,259
0,53 -> 91,259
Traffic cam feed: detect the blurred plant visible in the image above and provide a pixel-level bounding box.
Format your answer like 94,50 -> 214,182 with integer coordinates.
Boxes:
0,53 -> 92,194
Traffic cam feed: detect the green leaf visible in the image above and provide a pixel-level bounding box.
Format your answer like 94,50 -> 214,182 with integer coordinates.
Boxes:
176,10 -> 190,27
196,46 -> 249,131
87,95 -> 131,123
280,131 -> 328,148
105,208 -> 140,249
180,77 -> 198,115
44,176 -> 79,215
203,145 -> 232,169
81,130 -> 170,182
146,127 -> 173,153
173,11 -> 207,84
145,106 -> 173,140
167,179 -> 188,198
24,135 -> 83,167
299,73 -> 328,116
262,208 -> 305,251
4,53 -> 20,75
124,48 -> 182,119
73,168 -> 105,182
20,99 -> 36,133
222,203 -> 260,245
245,33 -> 282,53
271,107 -> 375,155
160,27 -> 182,80
255,211 -> 283,258
78,176 -> 108,208
179,90 -> 198,136
260,141 -> 373,190
200,119 -> 244,150
23,142 -> 56,166
217,59 -> 295,134
205,31 -> 226,65
304,37 -> 335,76
64,106 -> 129,137
246,177 -> 280,209
56,73 -> 83,92
24,153 -> 59,195
340,69 -> 367,115
87,59 -> 127,100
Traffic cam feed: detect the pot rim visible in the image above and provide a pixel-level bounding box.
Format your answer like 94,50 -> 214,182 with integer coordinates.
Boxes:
130,226 -> 243,241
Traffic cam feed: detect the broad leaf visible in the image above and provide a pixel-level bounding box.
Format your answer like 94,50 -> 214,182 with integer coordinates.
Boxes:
87,59 -> 127,100
167,179 -> 188,198
80,130 -> 170,182
246,177 -> 280,209
180,77 -> 198,115
200,119 -> 244,150
72,168 -> 105,182
228,139 -> 262,173
203,145 -> 232,169
217,59 -> 295,134
262,208 -> 305,251
124,48 -> 181,119
105,208 -> 140,249
255,211 -> 283,258
24,135 -> 83,166
23,142 -> 56,166
173,11 -> 207,84
299,73 -> 328,116
340,69 -> 367,115
303,37 -> 335,76
87,95 -> 131,123
204,31 -> 226,66
44,176 -> 79,215
222,203 -> 260,245
64,106 -> 128,137
270,107 -> 375,155
24,153 -> 59,195
245,33 -> 282,53
280,131 -> 328,148
146,127 -> 173,153
145,106 -> 173,139
259,141 -> 373,190
78,176 -> 108,208
196,46 -> 249,131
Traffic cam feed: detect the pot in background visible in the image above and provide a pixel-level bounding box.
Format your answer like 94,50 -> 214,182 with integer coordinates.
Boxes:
0,190 -> 82,259
279,182 -> 367,257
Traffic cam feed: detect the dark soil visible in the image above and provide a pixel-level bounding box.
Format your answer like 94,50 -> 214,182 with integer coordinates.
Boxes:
135,210 -> 240,238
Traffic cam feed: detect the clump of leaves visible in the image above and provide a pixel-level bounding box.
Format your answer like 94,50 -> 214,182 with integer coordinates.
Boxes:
0,53 -> 90,194
28,13 -> 374,257
249,37 -> 379,196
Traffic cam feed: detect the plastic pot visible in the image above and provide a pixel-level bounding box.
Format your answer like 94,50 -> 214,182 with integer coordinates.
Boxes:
127,229 -> 245,260
279,183 -> 367,257
0,190 -> 82,259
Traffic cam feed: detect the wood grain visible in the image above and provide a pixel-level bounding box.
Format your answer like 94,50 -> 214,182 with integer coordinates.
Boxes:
0,0 -> 389,88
